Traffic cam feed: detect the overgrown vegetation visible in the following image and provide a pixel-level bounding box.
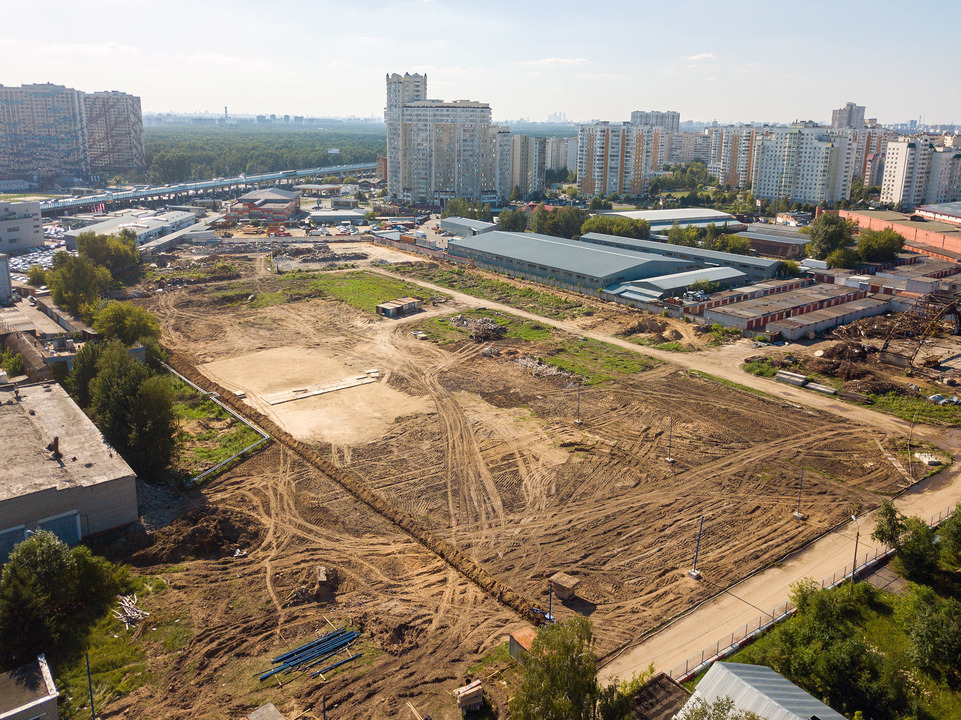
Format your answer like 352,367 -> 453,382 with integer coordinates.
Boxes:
441,198 -> 493,222
0,346 -> 25,376
741,357 -> 778,377
541,337 -> 659,383
216,270 -> 435,314
391,264 -> 589,319
725,509 -> 961,720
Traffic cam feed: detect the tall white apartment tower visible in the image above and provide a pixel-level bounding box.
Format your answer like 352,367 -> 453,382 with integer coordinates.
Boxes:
751,124 -> 854,205
881,138 -> 961,209
510,135 -> 547,196
576,122 -> 666,197
385,73 -> 427,197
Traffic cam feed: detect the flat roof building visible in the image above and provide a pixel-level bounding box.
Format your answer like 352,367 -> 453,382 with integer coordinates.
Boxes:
225,188 -> 301,223
447,231 -> 693,291
0,654 -> 59,720
600,208 -> 745,233
578,231 -> 781,281
604,267 -> 747,304
64,210 -> 196,248
0,382 -> 138,562
839,208 -> 961,261
441,216 -> 496,237
0,201 -> 44,254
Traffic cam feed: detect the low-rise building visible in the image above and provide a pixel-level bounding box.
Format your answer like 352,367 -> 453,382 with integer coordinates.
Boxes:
64,209 -> 196,248
736,223 -> 809,259
0,654 -> 59,720
679,662 -> 846,720
0,201 -> 44,254
441,216 -> 496,237
224,188 -> 301,223
599,208 -> 745,233
839,208 -> 961,261
0,382 -> 138,562
704,283 -> 869,332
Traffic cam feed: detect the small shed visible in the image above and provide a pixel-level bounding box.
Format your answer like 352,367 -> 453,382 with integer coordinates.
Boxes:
453,679 -> 485,715
375,296 -> 423,318
508,627 -> 538,663
550,572 -> 581,600
629,672 -> 690,720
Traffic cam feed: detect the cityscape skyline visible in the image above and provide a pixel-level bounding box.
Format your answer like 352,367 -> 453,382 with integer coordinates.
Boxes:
2,0 -> 959,126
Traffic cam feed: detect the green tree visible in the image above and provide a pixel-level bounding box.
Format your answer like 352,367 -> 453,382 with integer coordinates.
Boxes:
0,531 -> 119,664
678,697 -> 763,720
856,228 -> 904,263
76,229 -> 139,276
26,265 -> 47,286
89,342 -> 178,480
46,252 -> 111,317
509,617 -> 598,720
871,499 -> 906,549
897,585 -> 961,680
66,340 -> 104,408
667,223 -> 700,247
825,247 -> 858,269
510,185 -> 523,202
588,196 -> 613,211
580,215 -> 650,239
94,303 -> 161,346
713,235 -> 753,255
441,198 -> 493,222
529,205 -> 588,239
803,213 -> 857,260
0,348 -> 24,377
498,208 -> 529,232
896,517 -> 939,582
939,502 -> 961,562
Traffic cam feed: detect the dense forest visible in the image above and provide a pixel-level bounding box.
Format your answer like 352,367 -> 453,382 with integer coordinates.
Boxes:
142,125 -> 387,183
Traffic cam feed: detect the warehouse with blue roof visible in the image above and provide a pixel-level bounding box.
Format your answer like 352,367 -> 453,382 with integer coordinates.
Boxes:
446,231 -> 695,292
577,232 -> 783,281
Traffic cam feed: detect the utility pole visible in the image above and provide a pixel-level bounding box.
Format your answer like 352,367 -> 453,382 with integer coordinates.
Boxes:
850,515 -> 860,588
575,382 -> 583,425
793,468 -> 806,521
665,416 -> 675,464
688,515 -> 704,580
86,653 -> 96,720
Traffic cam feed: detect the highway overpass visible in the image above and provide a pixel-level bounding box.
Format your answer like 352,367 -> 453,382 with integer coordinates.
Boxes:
39,162 -> 378,214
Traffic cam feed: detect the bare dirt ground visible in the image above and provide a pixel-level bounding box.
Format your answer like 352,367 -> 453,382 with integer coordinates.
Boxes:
113,251 -> 923,720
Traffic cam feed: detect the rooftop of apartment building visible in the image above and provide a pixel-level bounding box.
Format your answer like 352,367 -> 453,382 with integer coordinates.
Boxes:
0,382 -> 135,503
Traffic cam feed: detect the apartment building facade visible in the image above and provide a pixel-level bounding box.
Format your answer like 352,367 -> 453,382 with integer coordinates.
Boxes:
576,122 -> 666,197
708,126 -> 759,189
881,138 -> 961,209
630,110 -> 680,133
83,91 -> 146,173
545,136 -> 577,171
831,102 -> 866,129
385,73 -> 509,205
751,124 -> 854,205
0,83 -> 145,182
510,135 -> 547,196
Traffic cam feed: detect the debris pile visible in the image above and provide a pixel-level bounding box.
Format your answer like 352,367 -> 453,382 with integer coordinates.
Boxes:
510,355 -> 577,379
450,315 -> 505,341
113,594 -> 150,629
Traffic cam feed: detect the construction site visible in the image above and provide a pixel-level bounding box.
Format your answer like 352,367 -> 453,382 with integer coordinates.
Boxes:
80,236 -> 961,720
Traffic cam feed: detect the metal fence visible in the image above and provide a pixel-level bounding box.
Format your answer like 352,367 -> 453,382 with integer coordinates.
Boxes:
667,504 -> 956,682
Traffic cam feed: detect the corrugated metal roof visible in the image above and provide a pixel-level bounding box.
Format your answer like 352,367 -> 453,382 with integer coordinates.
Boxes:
448,231 -> 687,280
441,216 -> 495,231
634,267 -> 746,292
686,662 -> 847,720
601,208 -> 737,223
579,233 -> 781,270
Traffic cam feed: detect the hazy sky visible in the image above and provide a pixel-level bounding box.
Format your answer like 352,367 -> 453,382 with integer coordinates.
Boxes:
3,0 -> 958,126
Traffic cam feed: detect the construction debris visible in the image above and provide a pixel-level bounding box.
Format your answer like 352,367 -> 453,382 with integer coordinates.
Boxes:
450,315 -> 505,342
258,627 -> 361,682
113,594 -> 150,629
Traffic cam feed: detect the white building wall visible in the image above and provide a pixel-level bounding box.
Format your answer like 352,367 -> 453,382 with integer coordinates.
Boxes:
0,201 -> 44,254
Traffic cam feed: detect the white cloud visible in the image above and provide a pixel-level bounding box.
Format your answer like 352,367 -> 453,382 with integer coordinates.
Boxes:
518,57 -> 590,68
683,52 -> 715,62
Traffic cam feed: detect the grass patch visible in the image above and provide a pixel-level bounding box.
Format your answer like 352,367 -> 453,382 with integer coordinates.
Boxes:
705,323 -> 741,346
631,337 -> 695,352
414,310 -> 554,345
869,392 -> 961,427
542,337 -> 658,383
391,264 -> 588,319
688,370 -> 773,399
467,641 -> 512,674
170,377 -> 264,478
742,357 -> 778,377
215,270 -> 438,314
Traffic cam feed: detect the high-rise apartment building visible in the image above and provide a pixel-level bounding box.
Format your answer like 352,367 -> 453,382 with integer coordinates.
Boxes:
0,84 -> 89,180
0,83 -> 145,182
510,135 -> 547,196
545,137 -> 577,171
576,122 -> 666,197
630,110 -> 680,134
751,123 -> 855,205
385,72 -> 509,205
831,102 -> 866,129
881,138 -> 961,209
708,126 -> 759,189
664,132 -> 711,165
83,91 -> 146,173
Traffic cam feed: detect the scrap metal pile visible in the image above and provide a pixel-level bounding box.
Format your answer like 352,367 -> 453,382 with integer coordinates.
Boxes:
258,627 -> 362,682
450,314 -> 505,341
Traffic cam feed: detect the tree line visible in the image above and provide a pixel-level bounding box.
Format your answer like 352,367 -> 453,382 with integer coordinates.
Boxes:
144,126 -> 386,184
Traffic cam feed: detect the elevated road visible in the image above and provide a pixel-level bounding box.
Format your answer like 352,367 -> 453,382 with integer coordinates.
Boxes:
39,162 -> 378,214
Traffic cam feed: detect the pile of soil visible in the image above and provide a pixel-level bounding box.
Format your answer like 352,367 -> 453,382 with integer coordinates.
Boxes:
355,612 -> 425,657
619,317 -> 668,336
133,507 -> 261,564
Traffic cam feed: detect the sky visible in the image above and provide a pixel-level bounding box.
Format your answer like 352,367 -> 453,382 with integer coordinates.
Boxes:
3,0 -> 959,126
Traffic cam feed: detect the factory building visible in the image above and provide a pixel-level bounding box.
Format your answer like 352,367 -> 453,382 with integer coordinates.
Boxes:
0,382 -> 138,562
440,216 -> 496,237
0,200 -> 44,254
447,231 -> 694,292
599,208 -> 745,233
603,267 -> 747,304
578,232 -> 782,281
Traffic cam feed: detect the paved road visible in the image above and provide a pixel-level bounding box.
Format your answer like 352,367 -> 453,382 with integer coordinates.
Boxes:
373,267 -> 961,681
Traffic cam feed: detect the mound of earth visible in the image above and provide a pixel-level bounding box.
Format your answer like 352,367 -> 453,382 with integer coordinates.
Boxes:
133,507 -> 261,565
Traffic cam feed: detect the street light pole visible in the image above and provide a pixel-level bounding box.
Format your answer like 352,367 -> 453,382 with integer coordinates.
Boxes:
850,514 -> 860,587
793,468 -> 806,521
688,515 -> 704,580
